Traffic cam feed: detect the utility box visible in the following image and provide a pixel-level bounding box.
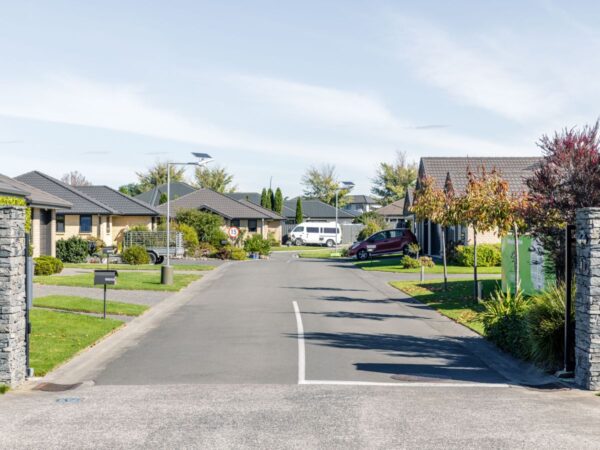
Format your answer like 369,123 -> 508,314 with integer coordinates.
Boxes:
94,270 -> 118,285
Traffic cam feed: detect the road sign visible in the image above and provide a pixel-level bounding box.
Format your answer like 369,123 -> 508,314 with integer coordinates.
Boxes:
228,226 -> 240,239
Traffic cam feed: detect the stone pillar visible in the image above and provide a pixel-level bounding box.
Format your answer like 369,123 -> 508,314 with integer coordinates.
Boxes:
0,206 -> 26,387
575,208 -> 600,390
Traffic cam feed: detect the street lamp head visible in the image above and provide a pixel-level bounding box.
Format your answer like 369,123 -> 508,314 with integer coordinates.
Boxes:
192,152 -> 212,159
340,181 -> 355,190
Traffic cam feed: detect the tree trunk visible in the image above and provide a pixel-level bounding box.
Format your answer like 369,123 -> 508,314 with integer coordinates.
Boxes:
513,223 -> 520,291
473,229 -> 479,303
442,226 -> 448,291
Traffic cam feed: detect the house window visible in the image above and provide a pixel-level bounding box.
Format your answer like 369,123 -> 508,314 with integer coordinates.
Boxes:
80,215 -> 92,233
248,219 -> 257,232
56,214 -> 65,233
106,216 -> 111,234
231,219 -> 240,227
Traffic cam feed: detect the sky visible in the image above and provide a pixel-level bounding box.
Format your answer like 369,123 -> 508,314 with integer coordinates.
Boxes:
1,0 -> 600,197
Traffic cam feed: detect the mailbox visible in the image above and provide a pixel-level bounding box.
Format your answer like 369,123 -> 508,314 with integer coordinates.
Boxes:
94,270 -> 118,285
102,247 -> 116,255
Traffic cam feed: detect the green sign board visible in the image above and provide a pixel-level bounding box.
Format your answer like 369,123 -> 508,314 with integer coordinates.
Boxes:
501,234 -> 555,296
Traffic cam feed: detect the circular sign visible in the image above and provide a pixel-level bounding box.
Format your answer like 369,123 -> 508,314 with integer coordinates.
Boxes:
228,226 -> 240,239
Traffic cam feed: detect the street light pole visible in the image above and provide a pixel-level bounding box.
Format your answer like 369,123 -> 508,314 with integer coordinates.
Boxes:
161,152 -> 213,285
334,181 -> 354,254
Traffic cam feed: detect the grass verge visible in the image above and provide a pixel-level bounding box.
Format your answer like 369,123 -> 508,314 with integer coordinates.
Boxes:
389,279 -> 501,335
64,263 -> 214,271
34,272 -> 201,292
298,249 -> 348,259
0,385 -> 9,394
30,309 -> 122,376
34,295 -> 148,317
356,257 -> 501,274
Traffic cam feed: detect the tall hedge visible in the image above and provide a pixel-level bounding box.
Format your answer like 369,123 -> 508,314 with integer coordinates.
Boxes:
274,188 -> 283,214
295,198 -> 303,224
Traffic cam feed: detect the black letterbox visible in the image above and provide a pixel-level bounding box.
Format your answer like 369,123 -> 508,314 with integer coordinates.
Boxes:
94,270 -> 118,285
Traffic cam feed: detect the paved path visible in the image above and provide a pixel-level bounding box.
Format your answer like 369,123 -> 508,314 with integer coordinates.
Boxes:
3,255 -> 600,448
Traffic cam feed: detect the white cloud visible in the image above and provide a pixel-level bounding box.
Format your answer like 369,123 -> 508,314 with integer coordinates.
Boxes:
389,16 -> 565,121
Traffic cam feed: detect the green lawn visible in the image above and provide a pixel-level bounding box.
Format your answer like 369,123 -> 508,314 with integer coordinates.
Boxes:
356,256 -> 501,274
298,249 -> 348,259
389,279 -> 501,335
34,272 -> 201,292
64,263 -> 214,271
30,309 -> 122,376
34,295 -> 148,317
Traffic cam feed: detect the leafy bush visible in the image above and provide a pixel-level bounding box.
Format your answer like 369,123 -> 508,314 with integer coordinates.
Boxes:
340,247 -> 349,257
419,256 -> 435,268
481,288 -> 530,359
526,282 -> 573,371
210,229 -> 230,248
452,244 -> 501,267
176,223 -> 200,254
56,237 -> 89,263
401,255 -> 421,269
34,259 -> 54,275
244,234 -> 271,256
357,220 -> 382,241
231,247 -> 247,260
34,256 -> 63,275
407,243 -> 420,256
175,209 -> 225,245
122,245 -> 150,265
267,232 -> 279,247
193,242 -> 217,258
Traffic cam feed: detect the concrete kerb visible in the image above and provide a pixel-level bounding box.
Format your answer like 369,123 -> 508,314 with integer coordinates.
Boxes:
23,261 -> 233,388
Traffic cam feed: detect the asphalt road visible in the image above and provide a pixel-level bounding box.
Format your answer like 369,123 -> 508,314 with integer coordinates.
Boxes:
2,253 -> 600,449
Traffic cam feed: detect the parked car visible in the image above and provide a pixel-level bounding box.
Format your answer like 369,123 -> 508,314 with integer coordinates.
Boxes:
348,228 -> 417,260
288,222 -> 342,247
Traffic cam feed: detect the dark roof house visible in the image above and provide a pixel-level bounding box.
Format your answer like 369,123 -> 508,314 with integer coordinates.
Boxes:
134,182 -> 197,207
77,186 -> 161,216
418,157 -> 541,194
227,192 -> 262,205
156,188 -> 284,220
0,173 -> 72,209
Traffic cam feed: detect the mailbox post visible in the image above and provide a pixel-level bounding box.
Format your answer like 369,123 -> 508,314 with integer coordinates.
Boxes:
366,244 -> 376,267
94,270 -> 118,319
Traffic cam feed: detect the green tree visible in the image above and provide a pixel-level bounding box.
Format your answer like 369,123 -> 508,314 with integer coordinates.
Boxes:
136,161 -> 186,192
371,151 -> 417,205
295,197 -> 303,224
260,189 -> 268,208
158,192 -> 168,205
274,188 -> 283,214
119,183 -> 144,197
265,188 -> 273,210
175,209 -> 224,245
301,164 -> 351,206
194,166 -> 236,193
455,167 -> 505,301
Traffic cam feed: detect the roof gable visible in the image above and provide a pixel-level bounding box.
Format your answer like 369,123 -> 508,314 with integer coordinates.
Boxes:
16,171 -> 114,215
77,186 -> 160,216
419,157 -> 541,194
134,182 -> 197,207
156,188 -> 283,220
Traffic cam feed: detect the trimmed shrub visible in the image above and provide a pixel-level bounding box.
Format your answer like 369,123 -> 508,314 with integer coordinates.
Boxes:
56,237 -> 89,263
122,245 -> 150,265
452,244 -> 501,267
231,247 -> 247,260
35,256 -> 63,274
85,237 -> 105,255
177,223 -> 200,255
481,288 -> 530,359
210,229 -> 229,248
357,220 -> 382,241
194,242 -> 217,258
244,234 -> 271,256
175,209 -> 225,245
401,255 -> 421,269
526,282 -> 573,371
34,259 -> 54,276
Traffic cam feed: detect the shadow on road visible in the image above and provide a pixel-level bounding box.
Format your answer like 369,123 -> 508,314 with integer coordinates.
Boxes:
301,311 -> 430,321
289,331 -> 507,384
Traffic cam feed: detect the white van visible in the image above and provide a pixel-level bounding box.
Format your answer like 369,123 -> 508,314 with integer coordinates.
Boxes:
288,222 -> 342,247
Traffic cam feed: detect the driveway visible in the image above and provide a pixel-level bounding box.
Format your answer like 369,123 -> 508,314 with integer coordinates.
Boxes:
2,253 -> 600,448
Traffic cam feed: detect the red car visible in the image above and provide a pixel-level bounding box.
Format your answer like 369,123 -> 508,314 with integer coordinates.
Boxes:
348,228 -> 417,260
